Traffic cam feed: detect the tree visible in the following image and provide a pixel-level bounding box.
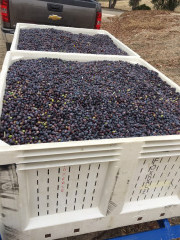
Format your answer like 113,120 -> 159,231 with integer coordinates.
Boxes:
151,0 -> 180,10
129,0 -> 141,9
109,0 -> 117,8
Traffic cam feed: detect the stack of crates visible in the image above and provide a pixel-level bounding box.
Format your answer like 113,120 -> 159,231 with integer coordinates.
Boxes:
0,23 -> 179,240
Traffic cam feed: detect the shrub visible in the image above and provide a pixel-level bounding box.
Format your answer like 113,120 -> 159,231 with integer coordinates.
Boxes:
129,0 -> 141,9
134,4 -> 151,9
151,0 -> 180,10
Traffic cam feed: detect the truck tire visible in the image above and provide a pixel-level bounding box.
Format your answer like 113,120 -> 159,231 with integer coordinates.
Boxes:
6,43 -> 11,51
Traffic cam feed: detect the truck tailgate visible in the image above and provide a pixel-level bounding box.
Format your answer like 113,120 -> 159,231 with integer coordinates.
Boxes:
9,0 -> 97,29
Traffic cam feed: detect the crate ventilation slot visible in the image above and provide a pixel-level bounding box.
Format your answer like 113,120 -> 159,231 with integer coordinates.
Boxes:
127,156 -> 180,202
19,143 -> 122,164
140,140 -> 180,158
27,162 -> 108,217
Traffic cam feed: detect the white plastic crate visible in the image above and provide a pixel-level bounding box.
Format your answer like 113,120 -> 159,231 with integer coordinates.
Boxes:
10,23 -> 140,57
0,51 -> 179,240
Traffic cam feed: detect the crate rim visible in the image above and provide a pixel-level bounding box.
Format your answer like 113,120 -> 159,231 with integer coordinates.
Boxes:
0,50 -> 179,149
10,22 -> 140,57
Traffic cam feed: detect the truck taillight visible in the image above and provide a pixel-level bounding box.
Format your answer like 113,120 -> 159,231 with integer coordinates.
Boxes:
95,11 -> 101,30
0,0 -> 10,22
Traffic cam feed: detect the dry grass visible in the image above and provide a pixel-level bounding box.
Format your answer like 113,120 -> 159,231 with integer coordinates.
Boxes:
102,10 -> 180,85
116,16 -> 166,30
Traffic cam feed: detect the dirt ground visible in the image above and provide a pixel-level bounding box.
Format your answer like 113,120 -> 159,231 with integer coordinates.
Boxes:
102,10 -> 180,85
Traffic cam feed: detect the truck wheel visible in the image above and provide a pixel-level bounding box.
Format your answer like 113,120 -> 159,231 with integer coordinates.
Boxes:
6,43 -> 11,51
